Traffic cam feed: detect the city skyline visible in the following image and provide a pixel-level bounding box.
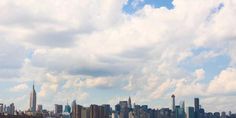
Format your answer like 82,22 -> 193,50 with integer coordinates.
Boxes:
1,83 -> 235,118
0,0 -> 236,113
1,82 -> 235,114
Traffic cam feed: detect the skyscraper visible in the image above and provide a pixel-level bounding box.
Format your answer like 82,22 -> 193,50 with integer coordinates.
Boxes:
64,102 -> 71,113
186,107 -> 194,118
171,94 -> 175,112
119,101 -> 129,118
72,100 -> 77,118
194,98 -> 200,118
81,107 -> 90,118
55,104 -> 63,114
115,104 -> 121,113
175,106 -> 184,118
71,100 -> 83,118
90,104 -> 99,118
194,98 -> 199,110
30,82 -> 36,112
0,103 -> 3,113
128,97 -> 132,109
76,105 -> 82,118
9,103 -> 15,115
98,106 -> 105,118
180,101 -> 185,109
102,104 -> 111,118
180,101 -> 185,117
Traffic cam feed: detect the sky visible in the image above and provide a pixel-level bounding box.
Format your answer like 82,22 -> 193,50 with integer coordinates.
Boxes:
0,0 -> 236,113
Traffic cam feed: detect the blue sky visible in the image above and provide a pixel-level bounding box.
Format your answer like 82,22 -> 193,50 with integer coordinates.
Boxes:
0,0 -> 236,113
123,0 -> 174,14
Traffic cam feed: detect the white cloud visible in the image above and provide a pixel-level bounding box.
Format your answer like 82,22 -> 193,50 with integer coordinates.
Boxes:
10,83 -> 29,92
150,79 -> 176,99
39,83 -> 58,97
202,96 -> 236,113
194,68 -> 205,80
208,68 -> 236,94
174,79 -> 206,97
83,77 -> 113,88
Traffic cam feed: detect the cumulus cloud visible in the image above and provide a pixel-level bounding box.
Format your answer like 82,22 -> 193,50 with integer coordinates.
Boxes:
10,83 -> 29,92
63,76 -> 115,89
207,68 -> 236,95
82,77 -> 114,88
202,96 -> 236,112
39,83 -> 58,97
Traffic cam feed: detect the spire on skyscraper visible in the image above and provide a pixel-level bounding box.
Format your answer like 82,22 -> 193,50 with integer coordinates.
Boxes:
33,80 -> 35,90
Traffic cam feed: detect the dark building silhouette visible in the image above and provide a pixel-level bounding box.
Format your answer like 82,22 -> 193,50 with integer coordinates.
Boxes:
200,108 -> 205,118
214,112 -> 221,118
194,98 -> 200,118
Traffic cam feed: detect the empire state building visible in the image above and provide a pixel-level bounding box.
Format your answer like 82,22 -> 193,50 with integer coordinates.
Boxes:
30,82 -> 36,112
